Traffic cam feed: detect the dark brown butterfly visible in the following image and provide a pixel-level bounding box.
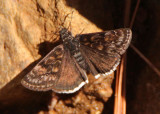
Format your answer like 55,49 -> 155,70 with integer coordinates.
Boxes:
21,28 -> 132,93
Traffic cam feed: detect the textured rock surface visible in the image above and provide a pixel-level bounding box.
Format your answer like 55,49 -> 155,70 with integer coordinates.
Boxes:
0,0 -> 114,113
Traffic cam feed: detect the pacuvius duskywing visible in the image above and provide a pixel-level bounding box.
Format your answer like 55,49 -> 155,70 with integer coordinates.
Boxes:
21,28 -> 132,93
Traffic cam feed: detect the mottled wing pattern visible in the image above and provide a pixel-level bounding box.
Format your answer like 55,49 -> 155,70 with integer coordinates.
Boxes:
21,45 -> 64,91
80,45 -> 121,78
78,28 -> 132,55
77,28 -> 132,78
22,44 -> 88,93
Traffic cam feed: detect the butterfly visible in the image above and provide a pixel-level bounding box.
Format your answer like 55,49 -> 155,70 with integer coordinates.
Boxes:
21,28 -> 132,93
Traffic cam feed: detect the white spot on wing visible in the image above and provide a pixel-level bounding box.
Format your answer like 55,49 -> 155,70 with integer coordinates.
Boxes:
95,74 -> 100,79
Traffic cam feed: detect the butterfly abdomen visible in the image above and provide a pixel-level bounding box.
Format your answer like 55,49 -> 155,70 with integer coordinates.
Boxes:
73,51 -> 85,66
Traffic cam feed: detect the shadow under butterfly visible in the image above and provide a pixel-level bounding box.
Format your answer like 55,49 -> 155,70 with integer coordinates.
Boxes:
21,28 -> 132,93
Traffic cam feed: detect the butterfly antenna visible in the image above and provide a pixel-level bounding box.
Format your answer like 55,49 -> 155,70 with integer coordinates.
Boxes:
59,17 -> 65,31
61,12 -> 71,30
67,11 -> 74,32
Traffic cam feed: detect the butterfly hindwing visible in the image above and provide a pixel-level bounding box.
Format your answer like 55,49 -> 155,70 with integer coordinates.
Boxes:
52,48 -> 88,93
80,45 -> 120,78
77,28 -> 132,77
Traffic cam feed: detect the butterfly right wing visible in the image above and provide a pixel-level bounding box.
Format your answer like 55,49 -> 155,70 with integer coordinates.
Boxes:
77,28 -> 132,78
78,28 -> 132,55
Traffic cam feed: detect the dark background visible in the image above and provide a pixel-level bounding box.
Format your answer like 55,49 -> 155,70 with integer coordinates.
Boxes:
66,0 -> 160,113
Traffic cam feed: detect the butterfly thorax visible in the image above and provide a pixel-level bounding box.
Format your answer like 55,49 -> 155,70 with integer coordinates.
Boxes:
60,28 -> 88,71
60,28 -> 79,52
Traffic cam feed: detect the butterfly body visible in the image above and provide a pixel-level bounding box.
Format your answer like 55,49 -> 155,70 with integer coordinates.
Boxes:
60,28 -> 88,71
21,28 -> 132,93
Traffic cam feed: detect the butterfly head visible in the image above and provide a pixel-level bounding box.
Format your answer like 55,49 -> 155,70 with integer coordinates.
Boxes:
60,28 -> 72,42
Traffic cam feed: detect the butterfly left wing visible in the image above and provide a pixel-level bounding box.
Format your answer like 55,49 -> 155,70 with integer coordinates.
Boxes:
76,28 -> 132,78
21,45 -> 64,91
52,48 -> 88,93
22,44 -> 88,93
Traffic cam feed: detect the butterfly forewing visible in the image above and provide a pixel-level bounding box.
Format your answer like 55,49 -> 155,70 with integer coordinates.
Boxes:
21,45 -> 64,91
78,28 -> 132,55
